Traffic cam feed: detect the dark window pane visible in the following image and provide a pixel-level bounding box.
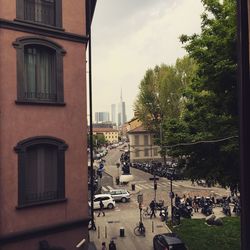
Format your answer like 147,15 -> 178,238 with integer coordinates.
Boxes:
25,144 -> 58,204
24,0 -> 55,26
24,46 -> 56,101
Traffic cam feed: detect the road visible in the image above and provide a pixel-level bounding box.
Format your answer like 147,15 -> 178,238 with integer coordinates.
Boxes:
89,145 -> 231,250
100,146 -> 230,208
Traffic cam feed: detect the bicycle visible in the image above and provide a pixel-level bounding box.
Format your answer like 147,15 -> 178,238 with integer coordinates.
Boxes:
134,221 -> 146,236
142,206 -> 151,218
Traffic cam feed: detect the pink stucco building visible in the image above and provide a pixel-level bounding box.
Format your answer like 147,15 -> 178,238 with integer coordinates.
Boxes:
0,1 -> 96,249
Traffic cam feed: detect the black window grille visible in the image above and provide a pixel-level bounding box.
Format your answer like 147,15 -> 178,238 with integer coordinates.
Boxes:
15,136 -> 68,207
13,36 -> 66,105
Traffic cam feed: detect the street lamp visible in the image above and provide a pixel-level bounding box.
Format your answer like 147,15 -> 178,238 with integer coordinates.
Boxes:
170,175 -> 174,224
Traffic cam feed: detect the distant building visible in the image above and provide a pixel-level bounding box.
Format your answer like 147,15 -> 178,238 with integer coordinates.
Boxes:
93,128 -> 119,144
111,103 -> 116,124
95,111 -> 110,123
127,125 -> 161,163
117,89 -> 127,126
92,122 -> 115,129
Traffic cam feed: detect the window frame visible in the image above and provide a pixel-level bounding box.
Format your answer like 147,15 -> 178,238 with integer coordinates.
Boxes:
13,36 -> 66,105
16,0 -> 62,28
14,136 -> 68,208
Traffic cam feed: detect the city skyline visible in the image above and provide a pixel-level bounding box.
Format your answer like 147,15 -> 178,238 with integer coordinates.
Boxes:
94,90 -> 127,125
90,0 -> 204,121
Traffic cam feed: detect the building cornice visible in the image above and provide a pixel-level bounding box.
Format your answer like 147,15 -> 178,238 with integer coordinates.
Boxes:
0,18 -> 88,44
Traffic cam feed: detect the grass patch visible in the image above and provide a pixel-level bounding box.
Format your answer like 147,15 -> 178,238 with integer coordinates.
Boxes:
168,217 -> 240,250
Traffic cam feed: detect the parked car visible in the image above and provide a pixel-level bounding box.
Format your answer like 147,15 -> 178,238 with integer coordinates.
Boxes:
108,189 -> 131,203
88,194 -> 115,209
153,233 -> 188,250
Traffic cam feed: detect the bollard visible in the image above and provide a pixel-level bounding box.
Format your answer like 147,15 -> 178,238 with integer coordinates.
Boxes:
98,226 -> 100,239
120,227 -> 125,237
152,221 -> 154,233
105,226 -> 107,238
131,184 -> 135,191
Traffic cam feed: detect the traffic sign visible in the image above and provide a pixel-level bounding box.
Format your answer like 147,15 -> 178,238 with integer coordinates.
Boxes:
137,194 -> 143,203
149,177 -> 159,181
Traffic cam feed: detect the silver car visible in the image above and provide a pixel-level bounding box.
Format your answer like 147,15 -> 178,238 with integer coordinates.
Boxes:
109,189 -> 131,203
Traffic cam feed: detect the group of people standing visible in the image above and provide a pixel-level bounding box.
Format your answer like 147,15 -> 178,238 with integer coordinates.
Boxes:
101,240 -> 116,250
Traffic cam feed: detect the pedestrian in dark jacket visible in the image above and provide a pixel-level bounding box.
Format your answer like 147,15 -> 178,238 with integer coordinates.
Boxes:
109,240 -> 117,250
150,200 -> 156,218
97,200 -> 105,217
101,242 -> 107,250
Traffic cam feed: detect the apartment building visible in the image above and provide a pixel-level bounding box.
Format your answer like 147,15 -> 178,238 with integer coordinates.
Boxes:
93,128 -> 119,144
0,1 -> 96,249
127,125 -> 161,163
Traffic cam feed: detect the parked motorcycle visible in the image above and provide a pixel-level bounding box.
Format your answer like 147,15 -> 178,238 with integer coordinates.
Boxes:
233,202 -> 241,216
222,202 -> 231,216
175,203 -> 192,218
159,206 -> 168,223
201,202 -> 213,216
155,200 -> 165,210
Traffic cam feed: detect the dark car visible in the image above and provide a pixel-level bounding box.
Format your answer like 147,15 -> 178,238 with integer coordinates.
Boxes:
153,233 -> 188,250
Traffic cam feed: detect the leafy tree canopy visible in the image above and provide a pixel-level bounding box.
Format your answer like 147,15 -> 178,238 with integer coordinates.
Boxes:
166,0 -> 239,188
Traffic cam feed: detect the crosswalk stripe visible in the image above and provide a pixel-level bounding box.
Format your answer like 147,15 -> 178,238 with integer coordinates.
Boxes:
134,185 -> 143,190
145,184 -> 154,188
102,186 -> 108,191
139,184 -> 151,189
107,185 -> 113,190
159,182 -> 168,186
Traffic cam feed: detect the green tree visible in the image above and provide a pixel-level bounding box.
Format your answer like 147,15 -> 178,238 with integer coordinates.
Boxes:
166,0 -> 238,188
134,56 -> 197,135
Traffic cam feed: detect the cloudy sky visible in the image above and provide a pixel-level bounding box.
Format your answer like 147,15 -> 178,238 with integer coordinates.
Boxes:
90,0 -> 204,121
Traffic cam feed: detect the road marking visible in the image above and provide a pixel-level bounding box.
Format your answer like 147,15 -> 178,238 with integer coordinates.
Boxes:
139,184 -> 152,189
144,184 -> 154,188
102,186 -> 108,192
107,185 -> 113,190
134,185 -> 143,190
172,183 -> 179,187
159,182 -> 168,187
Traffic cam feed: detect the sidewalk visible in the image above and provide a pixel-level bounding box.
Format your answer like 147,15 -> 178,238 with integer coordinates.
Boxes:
88,208 -> 171,250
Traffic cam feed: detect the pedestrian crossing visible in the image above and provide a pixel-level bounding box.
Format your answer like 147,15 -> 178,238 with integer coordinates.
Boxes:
101,182 -> 178,192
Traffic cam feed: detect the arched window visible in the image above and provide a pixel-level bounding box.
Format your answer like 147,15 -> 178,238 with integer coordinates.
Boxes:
13,36 -> 66,105
15,136 -> 68,207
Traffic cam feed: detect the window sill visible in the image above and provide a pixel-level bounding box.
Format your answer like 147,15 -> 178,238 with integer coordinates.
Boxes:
16,198 -> 67,209
14,18 -> 64,31
15,100 -> 66,106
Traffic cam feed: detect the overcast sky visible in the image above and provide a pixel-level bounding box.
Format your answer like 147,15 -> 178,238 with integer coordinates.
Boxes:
90,0 -> 204,121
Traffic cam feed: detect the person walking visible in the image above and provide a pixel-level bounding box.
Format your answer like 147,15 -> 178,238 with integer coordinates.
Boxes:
109,240 -> 117,250
97,200 -> 105,217
101,242 -> 107,250
149,200 -> 156,219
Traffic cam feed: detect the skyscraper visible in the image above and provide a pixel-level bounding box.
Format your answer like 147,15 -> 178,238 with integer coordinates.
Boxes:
111,104 -> 116,124
118,89 -> 127,126
95,112 -> 110,123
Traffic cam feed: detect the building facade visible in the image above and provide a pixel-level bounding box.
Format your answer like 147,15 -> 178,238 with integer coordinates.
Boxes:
0,1 -> 96,249
93,128 -> 119,144
117,90 -> 127,126
94,111 -> 110,123
127,125 -> 161,163
111,103 -> 116,124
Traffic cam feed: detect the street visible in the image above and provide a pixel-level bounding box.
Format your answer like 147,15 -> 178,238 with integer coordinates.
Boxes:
89,146 -> 231,250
